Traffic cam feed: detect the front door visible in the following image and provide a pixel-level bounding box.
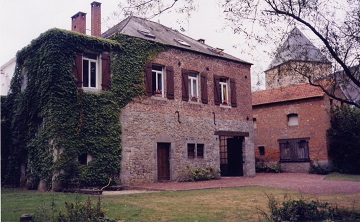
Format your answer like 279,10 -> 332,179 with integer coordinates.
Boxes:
157,143 -> 170,181
227,137 -> 243,176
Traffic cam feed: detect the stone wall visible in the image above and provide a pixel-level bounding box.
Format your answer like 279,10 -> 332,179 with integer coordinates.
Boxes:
120,48 -> 255,185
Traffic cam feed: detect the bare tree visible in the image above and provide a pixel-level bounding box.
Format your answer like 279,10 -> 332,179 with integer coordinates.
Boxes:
109,0 -> 360,107
223,0 -> 360,107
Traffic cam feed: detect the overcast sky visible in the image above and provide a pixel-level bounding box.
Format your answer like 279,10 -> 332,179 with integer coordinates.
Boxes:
0,1 -> 273,88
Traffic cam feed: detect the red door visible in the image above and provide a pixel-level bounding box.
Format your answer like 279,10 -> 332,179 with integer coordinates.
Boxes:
157,143 -> 170,181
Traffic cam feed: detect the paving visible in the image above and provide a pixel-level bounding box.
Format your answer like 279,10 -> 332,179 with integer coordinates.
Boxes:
103,173 -> 360,195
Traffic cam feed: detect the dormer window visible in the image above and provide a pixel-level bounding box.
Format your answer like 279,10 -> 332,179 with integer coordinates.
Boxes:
174,39 -> 191,47
137,29 -> 156,38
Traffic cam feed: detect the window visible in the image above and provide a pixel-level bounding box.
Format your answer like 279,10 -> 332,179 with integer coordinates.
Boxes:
188,72 -> 199,101
214,75 -> 237,107
187,143 -> 204,158
220,78 -> 229,105
145,63 -> 174,99
83,53 -> 99,88
78,153 -> 92,165
279,138 -> 310,162
188,143 -> 195,158
174,38 -> 191,47
253,118 -> 257,129
73,52 -> 111,91
152,65 -> 164,97
197,144 -> 204,158
258,146 -> 265,155
182,70 -> 208,104
287,113 -> 299,126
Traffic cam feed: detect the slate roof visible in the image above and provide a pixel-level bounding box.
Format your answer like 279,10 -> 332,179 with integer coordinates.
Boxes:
252,83 -> 324,106
266,27 -> 330,71
102,16 -> 251,65
334,65 -> 360,106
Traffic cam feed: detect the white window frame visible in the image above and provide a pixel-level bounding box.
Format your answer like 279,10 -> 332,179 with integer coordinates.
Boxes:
82,53 -> 101,91
220,78 -> 229,105
188,72 -> 199,101
152,65 -> 164,97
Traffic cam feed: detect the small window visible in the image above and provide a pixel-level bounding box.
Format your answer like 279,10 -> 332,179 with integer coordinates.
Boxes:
83,53 -> 99,89
78,153 -> 88,165
258,146 -> 265,155
137,29 -> 156,38
152,65 -> 164,97
174,39 -> 191,47
188,72 -> 199,101
287,113 -> 298,126
220,78 -> 229,105
188,143 -> 195,158
197,144 -> 204,158
253,118 -> 257,129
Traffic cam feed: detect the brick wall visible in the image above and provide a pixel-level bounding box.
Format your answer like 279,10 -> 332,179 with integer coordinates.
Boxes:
253,96 -> 332,172
120,48 -> 255,185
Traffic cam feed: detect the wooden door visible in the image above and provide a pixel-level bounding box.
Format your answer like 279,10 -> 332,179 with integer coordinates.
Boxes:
157,143 -> 170,181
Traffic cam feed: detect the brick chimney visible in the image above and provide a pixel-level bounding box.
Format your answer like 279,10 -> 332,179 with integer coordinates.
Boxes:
91,1 -> 102,37
71,12 -> 87,34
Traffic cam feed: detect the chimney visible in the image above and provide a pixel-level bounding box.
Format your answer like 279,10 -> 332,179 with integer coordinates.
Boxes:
71,12 -> 87,34
91,1 -> 102,37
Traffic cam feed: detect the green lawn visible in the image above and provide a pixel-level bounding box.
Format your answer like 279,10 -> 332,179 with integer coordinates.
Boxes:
2,186 -> 360,222
324,172 -> 360,182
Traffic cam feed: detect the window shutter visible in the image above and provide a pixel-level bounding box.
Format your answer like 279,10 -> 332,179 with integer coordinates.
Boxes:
166,66 -> 174,99
73,53 -> 83,87
230,78 -> 237,107
213,75 -> 221,105
181,70 -> 189,101
145,62 -> 153,96
200,73 -> 208,104
101,52 -> 111,90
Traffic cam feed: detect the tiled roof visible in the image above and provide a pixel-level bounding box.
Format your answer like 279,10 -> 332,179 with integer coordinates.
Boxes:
267,27 -> 330,71
252,83 -> 325,106
102,16 -> 252,65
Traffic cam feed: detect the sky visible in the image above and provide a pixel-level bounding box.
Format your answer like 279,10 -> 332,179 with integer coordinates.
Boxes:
0,0 -> 277,89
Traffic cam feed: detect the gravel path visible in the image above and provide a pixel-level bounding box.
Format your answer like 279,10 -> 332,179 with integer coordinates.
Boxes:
127,173 -> 360,194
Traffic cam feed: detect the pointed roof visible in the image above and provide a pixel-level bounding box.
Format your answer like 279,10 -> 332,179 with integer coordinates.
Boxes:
102,16 -> 251,65
252,83 -> 325,106
266,27 -> 330,71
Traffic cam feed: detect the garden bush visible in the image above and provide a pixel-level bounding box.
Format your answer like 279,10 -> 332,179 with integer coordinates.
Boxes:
261,194 -> 360,221
179,166 -> 220,182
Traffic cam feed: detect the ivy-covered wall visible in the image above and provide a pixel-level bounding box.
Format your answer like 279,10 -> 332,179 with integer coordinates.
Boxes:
3,28 -> 164,190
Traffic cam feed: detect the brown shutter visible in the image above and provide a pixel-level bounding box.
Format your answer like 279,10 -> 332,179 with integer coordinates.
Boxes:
145,62 -> 153,96
230,78 -> 237,107
181,70 -> 189,101
200,73 -> 208,104
101,52 -> 111,90
166,66 -> 174,99
73,53 -> 83,87
214,75 -> 221,105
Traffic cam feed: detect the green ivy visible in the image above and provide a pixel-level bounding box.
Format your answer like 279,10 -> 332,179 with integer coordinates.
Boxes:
4,28 -> 165,189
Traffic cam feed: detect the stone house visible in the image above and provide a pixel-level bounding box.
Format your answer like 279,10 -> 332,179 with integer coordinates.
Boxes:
101,16 -> 255,185
4,2 -> 255,190
252,28 -> 341,172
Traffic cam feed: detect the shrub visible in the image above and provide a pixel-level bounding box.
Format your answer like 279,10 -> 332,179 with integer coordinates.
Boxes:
328,106 -> 360,174
179,166 -> 220,182
33,196 -> 116,222
261,194 -> 360,221
309,162 -> 331,175
256,158 -> 282,173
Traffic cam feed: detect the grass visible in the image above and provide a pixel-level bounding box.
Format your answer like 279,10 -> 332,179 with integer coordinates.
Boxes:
324,172 -> 360,182
2,186 -> 360,222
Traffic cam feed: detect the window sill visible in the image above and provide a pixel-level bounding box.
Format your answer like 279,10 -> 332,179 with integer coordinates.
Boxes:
82,87 -> 101,93
280,159 -> 310,163
151,95 -> 166,100
189,100 -> 201,104
220,104 -> 231,108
